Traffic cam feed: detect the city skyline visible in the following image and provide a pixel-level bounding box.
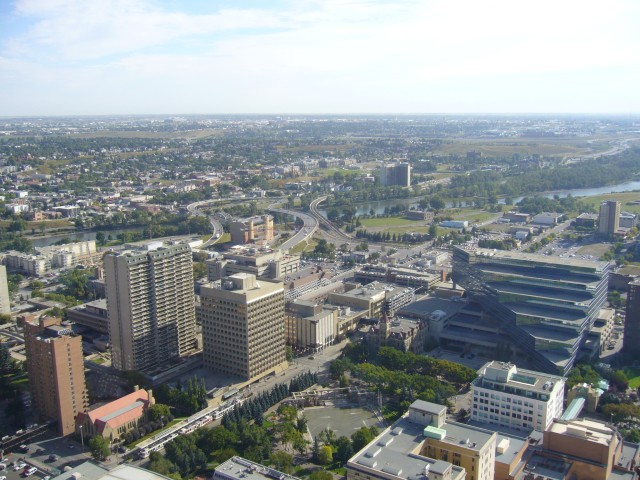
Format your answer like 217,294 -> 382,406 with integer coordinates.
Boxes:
1,0 -> 639,116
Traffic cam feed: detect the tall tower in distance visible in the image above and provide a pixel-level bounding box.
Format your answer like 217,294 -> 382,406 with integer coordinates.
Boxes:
24,316 -> 88,436
200,273 -> 286,381
624,280 -> 640,357
380,162 -> 411,187
104,242 -> 197,375
0,265 -> 11,315
598,200 -> 620,238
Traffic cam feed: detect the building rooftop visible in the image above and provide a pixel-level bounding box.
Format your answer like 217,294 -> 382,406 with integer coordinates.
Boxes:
79,389 -> 151,434
214,456 -> 300,480
396,296 -> 464,320
474,361 -> 565,394
547,418 -> 614,446
51,463 -> 175,480
459,246 -> 610,272
348,415 -> 466,480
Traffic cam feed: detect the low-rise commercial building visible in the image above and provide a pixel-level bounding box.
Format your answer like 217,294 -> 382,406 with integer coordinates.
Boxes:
329,282 -> 414,318
67,299 -> 109,334
285,300 -> 337,352
207,246 -> 300,280
214,457 -> 299,480
347,400 -> 499,480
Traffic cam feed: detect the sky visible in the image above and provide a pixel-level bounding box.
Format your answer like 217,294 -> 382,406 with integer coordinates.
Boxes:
1,0 -> 639,116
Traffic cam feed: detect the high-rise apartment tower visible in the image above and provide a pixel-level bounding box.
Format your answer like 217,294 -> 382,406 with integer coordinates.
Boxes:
624,280 -> 640,357
104,242 -> 197,375
200,273 -> 286,380
24,316 -> 88,435
0,265 -> 11,315
380,162 -> 411,187
598,200 -> 620,238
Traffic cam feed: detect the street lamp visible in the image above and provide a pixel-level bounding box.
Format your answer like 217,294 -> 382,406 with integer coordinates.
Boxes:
79,425 -> 84,452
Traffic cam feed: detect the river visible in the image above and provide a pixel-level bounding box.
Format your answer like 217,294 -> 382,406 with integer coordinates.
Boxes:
318,180 -> 640,217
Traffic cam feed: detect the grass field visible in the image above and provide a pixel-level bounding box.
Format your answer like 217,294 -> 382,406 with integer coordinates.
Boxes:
430,137 -> 596,157
289,238 -> 318,254
579,191 -> 640,214
359,216 -> 423,228
624,368 -> 640,389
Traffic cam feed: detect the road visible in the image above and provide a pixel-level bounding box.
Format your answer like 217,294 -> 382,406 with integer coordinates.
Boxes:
186,200 -> 224,247
309,196 -> 355,245
564,137 -> 639,165
267,207 -> 318,252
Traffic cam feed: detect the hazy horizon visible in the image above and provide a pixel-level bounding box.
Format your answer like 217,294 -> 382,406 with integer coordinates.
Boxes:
1,0 -> 639,117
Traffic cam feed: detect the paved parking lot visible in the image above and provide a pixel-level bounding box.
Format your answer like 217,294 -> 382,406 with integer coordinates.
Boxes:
1,433 -> 93,480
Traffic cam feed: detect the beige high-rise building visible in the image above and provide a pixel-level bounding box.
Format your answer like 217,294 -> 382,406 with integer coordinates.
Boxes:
200,273 -> 286,380
104,242 -> 197,375
0,265 -> 11,315
24,316 -> 88,436
598,200 -> 620,238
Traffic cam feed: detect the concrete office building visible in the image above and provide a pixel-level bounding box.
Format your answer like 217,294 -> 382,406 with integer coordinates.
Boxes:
538,418 -> 640,480
229,215 -> 274,245
207,246 -> 300,281
380,162 -> 411,187
598,200 -> 621,238
67,299 -> 109,334
104,242 -> 198,375
624,279 -> 640,357
471,361 -> 565,432
329,282 -> 415,318
200,273 -> 287,380
285,300 -> 337,352
452,246 -> 611,375
0,265 -> 10,315
24,316 -> 89,436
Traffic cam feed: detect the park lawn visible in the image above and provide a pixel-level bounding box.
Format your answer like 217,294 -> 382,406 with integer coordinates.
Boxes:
215,233 -> 231,244
450,209 -> 498,224
624,368 -> 640,389
383,226 -> 430,235
579,192 -> 640,215
359,216 -> 424,228
290,238 -> 318,254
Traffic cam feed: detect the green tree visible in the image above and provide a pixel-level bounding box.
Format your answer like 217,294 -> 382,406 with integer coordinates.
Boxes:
89,435 -> 111,461
286,345 -> 294,362
318,445 -> 333,465
148,451 -> 179,477
334,436 -> 353,462
193,261 -> 207,280
309,470 -> 333,480
351,426 -> 378,452
59,268 -> 90,298
148,403 -> 171,422
95,231 -> 106,245
270,451 -> 293,474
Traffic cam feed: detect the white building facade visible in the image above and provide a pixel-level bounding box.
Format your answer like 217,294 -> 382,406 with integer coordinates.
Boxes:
471,361 -> 565,432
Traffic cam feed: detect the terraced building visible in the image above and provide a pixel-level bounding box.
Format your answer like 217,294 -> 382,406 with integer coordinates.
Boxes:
452,246 -> 611,375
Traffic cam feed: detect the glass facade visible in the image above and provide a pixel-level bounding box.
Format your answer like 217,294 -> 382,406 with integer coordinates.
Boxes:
452,247 -> 611,375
